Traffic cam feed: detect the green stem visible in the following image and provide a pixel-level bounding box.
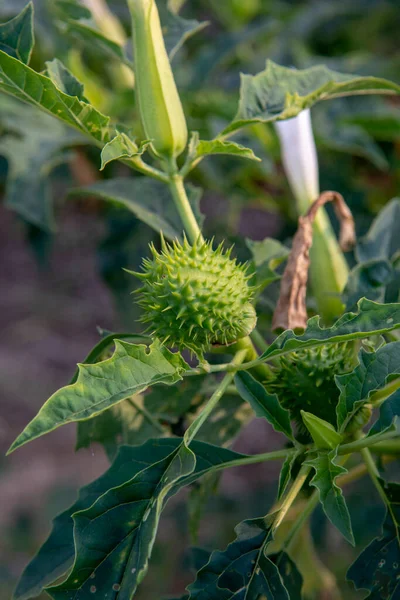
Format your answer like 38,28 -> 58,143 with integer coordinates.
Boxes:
185,348 -> 247,444
167,172 -> 204,244
126,157 -> 170,183
369,377 -> 400,407
272,464 -> 311,533
370,439 -> 400,454
250,328 -> 269,353
338,431 -> 400,455
360,446 -> 388,506
211,448 -> 296,473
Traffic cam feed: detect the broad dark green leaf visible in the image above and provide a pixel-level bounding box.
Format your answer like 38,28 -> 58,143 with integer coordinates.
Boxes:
222,61 -> 400,136
188,471 -> 221,544
0,95 -> 83,230
194,138 -> 261,162
305,449 -> 355,545
0,49 -> 112,143
14,438 -> 247,600
8,341 -> 188,454
100,133 -> 150,170
74,177 -> 204,240
195,392 -> 252,447
336,341 -> 400,432
0,2 -> 34,63
357,199 -> 400,263
235,371 -> 293,439
45,58 -> 85,99
259,299 -> 400,364
347,480 -> 400,599
187,518 -> 299,599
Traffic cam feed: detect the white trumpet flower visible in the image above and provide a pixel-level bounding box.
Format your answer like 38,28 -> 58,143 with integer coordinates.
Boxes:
274,109 -> 349,321
274,109 -> 319,213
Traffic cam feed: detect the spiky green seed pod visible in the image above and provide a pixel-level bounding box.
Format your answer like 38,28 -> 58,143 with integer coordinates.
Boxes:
131,237 -> 257,357
266,343 -> 355,441
128,0 -> 188,159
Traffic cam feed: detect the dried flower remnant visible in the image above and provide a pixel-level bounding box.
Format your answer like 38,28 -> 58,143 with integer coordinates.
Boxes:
272,191 -> 356,332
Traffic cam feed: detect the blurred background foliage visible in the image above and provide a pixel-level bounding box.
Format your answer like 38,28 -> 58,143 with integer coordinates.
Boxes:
1,0 -> 400,598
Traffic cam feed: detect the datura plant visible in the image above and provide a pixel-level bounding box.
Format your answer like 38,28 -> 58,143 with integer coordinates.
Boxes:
3,1 -> 400,599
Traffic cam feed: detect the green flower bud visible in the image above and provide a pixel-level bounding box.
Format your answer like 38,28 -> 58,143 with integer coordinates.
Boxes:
128,0 -> 188,159
131,237 -> 257,357
301,411 -> 343,450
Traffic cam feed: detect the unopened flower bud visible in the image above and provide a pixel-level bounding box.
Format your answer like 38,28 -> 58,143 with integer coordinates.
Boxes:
128,0 -> 188,159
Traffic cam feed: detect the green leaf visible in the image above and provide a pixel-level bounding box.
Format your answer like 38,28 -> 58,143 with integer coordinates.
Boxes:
45,58 -> 85,99
0,95 -> 83,230
301,411 -> 342,450
100,133 -> 150,170
305,449 -> 355,545
65,20 -> 130,65
187,518 -> 300,599
235,371 -> 293,439
53,0 -> 91,20
0,2 -> 34,64
69,332 -> 150,384
14,438 -> 247,600
370,389 -> 400,435
259,299 -> 400,364
76,375 -> 206,459
343,259 -> 394,311
246,237 -> 289,291
7,340 -> 188,454
347,480 -> 400,599
156,2 -> 208,60
195,138 -> 261,161
336,341 -> 400,432
357,199 -> 400,263
73,177 -> 204,240
0,49 -> 112,143
222,61 -> 400,136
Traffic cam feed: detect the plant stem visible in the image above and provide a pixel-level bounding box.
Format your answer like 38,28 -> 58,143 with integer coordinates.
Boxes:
272,464 -> 311,533
167,172 -> 204,244
370,438 -> 400,454
250,328 -> 269,353
185,348 -> 247,444
369,377 -> 400,407
211,448 -> 297,473
283,490 -> 320,554
360,445 -> 386,495
338,431 -> 400,455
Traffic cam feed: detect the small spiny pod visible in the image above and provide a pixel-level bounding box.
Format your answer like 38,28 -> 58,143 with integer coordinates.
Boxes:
130,237 -> 257,358
128,0 -> 188,159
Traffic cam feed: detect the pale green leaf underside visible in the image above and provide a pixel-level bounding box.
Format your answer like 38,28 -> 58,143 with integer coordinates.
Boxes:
259,299 -> 400,363
196,138 -> 261,161
222,60 -> 400,136
0,49 -> 112,144
100,133 -> 150,170
7,341 -> 188,454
